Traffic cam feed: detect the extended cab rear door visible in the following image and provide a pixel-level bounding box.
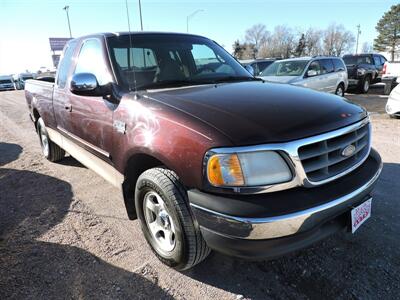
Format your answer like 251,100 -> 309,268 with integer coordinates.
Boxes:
63,37 -> 115,162
53,40 -> 78,134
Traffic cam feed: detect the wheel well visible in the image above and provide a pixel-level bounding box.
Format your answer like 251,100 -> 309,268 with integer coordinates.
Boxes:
32,109 -> 40,127
122,154 -> 164,220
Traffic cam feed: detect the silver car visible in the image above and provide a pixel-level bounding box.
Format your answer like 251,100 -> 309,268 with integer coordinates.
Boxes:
259,56 -> 348,96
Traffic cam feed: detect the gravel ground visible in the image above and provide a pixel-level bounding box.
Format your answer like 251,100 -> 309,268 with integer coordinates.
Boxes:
0,89 -> 399,299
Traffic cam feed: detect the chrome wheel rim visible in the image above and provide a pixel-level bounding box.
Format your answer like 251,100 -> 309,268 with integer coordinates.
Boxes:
39,125 -> 49,157
143,191 -> 176,253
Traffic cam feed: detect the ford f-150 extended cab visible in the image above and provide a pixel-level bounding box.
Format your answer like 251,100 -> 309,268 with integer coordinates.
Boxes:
25,32 -> 382,270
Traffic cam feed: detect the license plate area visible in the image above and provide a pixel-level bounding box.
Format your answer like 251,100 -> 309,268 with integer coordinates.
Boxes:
351,198 -> 372,233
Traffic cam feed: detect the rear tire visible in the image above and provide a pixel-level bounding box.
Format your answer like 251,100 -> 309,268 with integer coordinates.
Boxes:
135,168 -> 210,270
335,83 -> 345,97
37,118 -> 65,162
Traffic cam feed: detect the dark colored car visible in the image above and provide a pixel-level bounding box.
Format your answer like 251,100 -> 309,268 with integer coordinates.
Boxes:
342,53 -> 387,93
241,58 -> 278,76
25,32 -> 382,270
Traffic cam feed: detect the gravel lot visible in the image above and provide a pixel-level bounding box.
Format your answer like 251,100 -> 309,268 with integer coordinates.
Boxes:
0,88 -> 399,299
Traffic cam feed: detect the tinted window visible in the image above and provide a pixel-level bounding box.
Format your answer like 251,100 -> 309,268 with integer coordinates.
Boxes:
379,55 -> 387,65
332,59 -> 346,71
74,39 -> 112,86
57,41 -> 77,88
258,61 -> 274,74
343,55 -> 372,65
319,59 -> 334,74
373,55 -> 381,66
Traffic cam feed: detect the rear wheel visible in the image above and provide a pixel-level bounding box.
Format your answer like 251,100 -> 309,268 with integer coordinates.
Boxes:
135,168 -> 210,270
335,83 -> 345,97
37,118 -> 65,162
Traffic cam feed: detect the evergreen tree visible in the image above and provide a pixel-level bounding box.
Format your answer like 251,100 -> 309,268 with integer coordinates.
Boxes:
295,34 -> 306,57
374,4 -> 400,61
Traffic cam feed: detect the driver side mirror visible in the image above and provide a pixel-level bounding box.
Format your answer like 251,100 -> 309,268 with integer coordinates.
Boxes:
306,69 -> 318,77
70,73 -> 104,96
244,65 -> 255,76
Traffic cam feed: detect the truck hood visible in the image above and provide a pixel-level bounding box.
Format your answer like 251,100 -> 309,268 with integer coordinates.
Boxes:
259,75 -> 298,84
144,81 -> 367,145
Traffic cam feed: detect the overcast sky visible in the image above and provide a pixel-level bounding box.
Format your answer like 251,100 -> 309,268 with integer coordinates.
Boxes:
0,0 -> 397,74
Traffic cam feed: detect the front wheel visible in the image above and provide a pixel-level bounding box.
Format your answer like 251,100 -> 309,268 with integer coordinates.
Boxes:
359,76 -> 370,94
37,118 -> 65,162
335,83 -> 345,97
135,168 -> 210,270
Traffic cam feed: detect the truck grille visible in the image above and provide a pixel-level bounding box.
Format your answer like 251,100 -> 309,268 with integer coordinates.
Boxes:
298,122 -> 370,182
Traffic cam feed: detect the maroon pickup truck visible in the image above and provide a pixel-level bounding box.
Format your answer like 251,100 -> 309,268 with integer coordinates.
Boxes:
25,32 -> 382,270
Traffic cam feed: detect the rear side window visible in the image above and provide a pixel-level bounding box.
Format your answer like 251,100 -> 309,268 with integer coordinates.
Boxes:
332,59 -> 346,72
57,41 -> 77,88
373,55 -> 381,66
319,59 -> 334,74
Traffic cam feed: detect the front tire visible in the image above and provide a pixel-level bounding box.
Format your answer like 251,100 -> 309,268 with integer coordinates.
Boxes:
37,118 -> 65,162
359,76 -> 370,93
135,168 -> 210,270
335,83 -> 345,97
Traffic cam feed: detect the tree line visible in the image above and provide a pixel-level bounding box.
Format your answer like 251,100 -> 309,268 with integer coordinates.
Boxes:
233,4 -> 399,61
233,23 -> 356,60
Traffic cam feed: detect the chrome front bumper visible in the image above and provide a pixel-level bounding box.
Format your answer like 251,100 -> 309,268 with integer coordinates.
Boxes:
189,150 -> 382,241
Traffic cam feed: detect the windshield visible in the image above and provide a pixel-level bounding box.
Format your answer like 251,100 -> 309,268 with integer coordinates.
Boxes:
261,60 -> 308,77
343,56 -> 372,65
0,79 -> 12,84
107,34 -> 253,90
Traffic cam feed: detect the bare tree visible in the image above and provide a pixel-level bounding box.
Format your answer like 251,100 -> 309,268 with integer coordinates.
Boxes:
323,23 -> 355,56
245,24 -> 269,54
259,25 -> 296,58
361,42 -> 373,53
304,27 -> 323,56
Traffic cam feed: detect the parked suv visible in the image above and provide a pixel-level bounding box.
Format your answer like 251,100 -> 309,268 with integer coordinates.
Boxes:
0,75 -> 16,91
240,58 -> 277,76
259,56 -> 348,96
13,73 -> 35,90
342,53 -> 387,93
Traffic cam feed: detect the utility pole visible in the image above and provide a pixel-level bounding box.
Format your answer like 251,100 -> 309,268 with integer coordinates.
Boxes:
355,24 -> 361,54
138,0 -> 143,30
63,6 -> 72,38
186,9 -> 203,33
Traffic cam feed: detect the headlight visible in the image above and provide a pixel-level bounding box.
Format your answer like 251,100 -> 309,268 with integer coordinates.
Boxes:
206,151 -> 292,187
357,68 -> 366,76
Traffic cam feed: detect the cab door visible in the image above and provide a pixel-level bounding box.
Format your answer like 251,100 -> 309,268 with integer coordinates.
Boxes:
64,38 -> 116,162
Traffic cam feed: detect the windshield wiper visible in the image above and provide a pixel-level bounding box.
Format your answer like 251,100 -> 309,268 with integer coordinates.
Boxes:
138,79 -> 206,90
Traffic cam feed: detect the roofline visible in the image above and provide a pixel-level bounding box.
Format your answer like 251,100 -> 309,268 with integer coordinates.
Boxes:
70,31 -> 210,42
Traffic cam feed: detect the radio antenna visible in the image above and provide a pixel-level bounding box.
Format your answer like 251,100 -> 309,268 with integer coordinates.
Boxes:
125,0 -> 137,93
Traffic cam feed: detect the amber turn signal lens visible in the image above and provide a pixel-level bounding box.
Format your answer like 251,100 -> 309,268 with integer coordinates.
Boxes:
207,154 -> 244,186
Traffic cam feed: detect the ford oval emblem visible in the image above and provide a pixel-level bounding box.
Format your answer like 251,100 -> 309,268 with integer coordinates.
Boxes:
342,144 -> 356,157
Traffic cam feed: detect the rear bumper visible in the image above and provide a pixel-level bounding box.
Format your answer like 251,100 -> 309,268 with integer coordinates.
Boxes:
188,149 -> 382,259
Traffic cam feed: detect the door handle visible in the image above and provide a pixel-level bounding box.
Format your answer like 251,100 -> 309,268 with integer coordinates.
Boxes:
64,104 -> 72,112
